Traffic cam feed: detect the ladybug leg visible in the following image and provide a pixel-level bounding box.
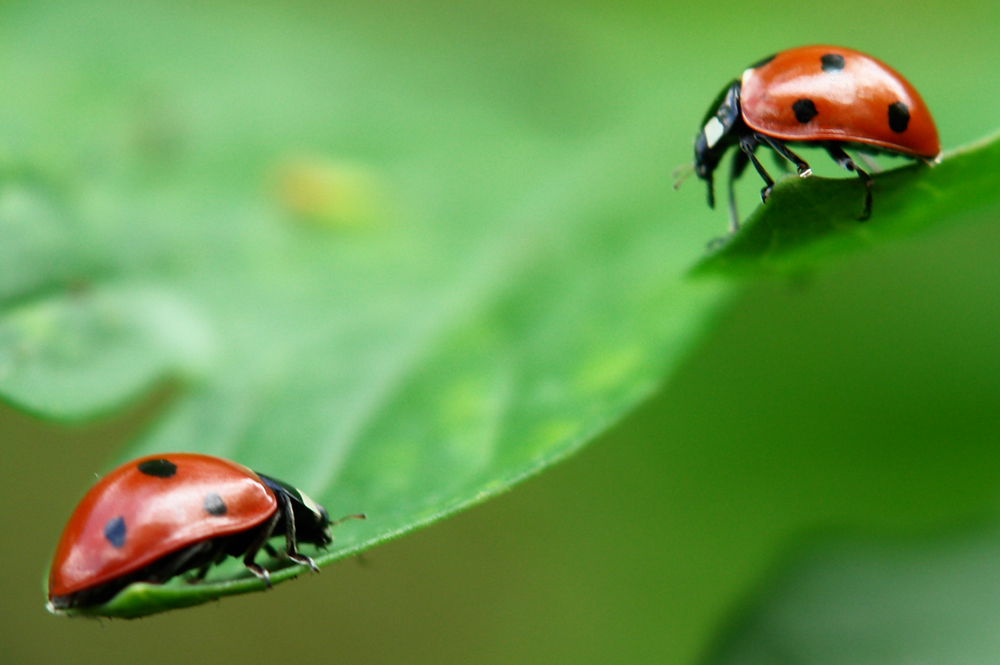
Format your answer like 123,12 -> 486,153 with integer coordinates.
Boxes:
826,144 -> 873,220
727,148 -> 750,232
193,546 -> 229,581
145,540 -> 215,583
243,508 -> 281,588
276,490 -> 321,573
770,150 -> 791,173
757,134 -> 812,177
738,136 -> 775,205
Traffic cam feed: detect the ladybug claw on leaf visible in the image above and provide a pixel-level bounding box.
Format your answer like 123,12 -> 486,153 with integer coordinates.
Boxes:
857,190 -> 873,221
289,553 -> 321,573
247,563 -> 272,588
706,235 -> 730,251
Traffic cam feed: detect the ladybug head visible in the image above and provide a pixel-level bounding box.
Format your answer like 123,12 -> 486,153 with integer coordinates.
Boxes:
256,473 -> 335,547
693,80 -> 742,209
293,489 -> 335,548
314,504 -> 334,547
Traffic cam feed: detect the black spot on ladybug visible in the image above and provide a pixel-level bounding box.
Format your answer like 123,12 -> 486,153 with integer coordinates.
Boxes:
748,53 -> 776,69
104,516 -> 126,549
821,54 -> 845,73
888,101 -> 910,132
792,99 -> 818,124
138,459 -> 177,478
203,492 -> 227,516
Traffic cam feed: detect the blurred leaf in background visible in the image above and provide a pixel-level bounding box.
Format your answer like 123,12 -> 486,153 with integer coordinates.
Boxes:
0,0 -> 998,660
705,527 -> 1000,665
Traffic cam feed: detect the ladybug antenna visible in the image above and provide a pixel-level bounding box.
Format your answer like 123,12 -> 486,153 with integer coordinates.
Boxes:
330,513 -> 366,527
672,163 -> 695,190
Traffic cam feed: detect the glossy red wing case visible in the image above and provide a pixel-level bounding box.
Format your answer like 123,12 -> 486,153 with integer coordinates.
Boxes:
740,45 -> 940,158
49,453 -> 277,598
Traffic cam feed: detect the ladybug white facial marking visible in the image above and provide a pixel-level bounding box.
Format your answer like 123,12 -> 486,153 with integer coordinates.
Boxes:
298,489 -> 323,520
703,117 -> 725,149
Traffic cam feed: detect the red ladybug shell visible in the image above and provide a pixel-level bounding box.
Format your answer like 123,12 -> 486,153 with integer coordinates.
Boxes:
740,46 -> 940,158
48,453 -> 277,599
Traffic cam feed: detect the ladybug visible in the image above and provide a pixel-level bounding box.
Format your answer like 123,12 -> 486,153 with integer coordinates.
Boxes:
691,45 -> 940,231
47,453 -> 365,612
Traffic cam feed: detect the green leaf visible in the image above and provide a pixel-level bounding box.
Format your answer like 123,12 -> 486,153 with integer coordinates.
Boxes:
0,282 -> 212,419
704,527 -> 1000,665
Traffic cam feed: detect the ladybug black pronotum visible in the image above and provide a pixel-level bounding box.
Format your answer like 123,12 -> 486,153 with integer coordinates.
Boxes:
690,45 -> 941,231
47,453 -> 365,613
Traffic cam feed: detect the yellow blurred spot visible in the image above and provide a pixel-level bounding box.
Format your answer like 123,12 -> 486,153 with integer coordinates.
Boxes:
274,156 -> 383,229
370,438 -> 421,498
438,376 -> 502,471
440,377 -> 491,430
532,420 -> 580,451
576,347 -> 644,394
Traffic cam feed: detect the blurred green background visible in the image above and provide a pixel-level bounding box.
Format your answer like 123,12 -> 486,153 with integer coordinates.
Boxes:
2,0 -> 1000,663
